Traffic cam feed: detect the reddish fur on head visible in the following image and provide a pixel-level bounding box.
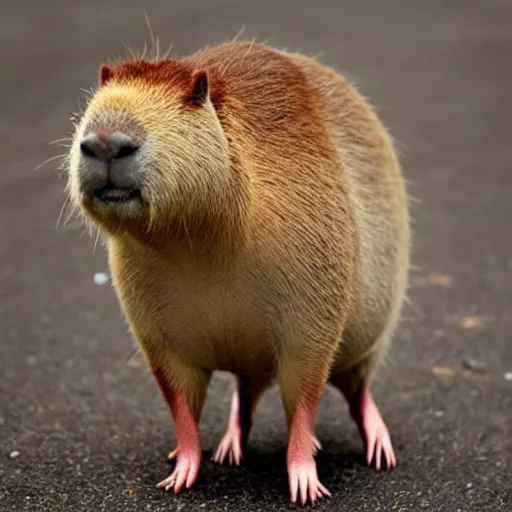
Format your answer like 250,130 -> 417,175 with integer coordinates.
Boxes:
98,60 -> 222,108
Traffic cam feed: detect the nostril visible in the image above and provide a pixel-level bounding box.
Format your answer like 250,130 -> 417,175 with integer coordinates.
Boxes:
115,141 -> 139,159
110,133 -> 139,159
80,140 -> 99,159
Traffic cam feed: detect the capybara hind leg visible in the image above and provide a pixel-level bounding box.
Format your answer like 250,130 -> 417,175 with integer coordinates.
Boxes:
350,383 -> 396,470
212,374 -> 272,466
330,354 -> 396,471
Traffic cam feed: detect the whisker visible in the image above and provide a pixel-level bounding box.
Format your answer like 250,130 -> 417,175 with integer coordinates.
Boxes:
140,41 -> 148,61
231,24 -> 247,43
56,196 -> 71,229
49,137 -> 73,146
143,10 -> 158,57
62,200 -> 79,227
161,41 -> 173,60
34,154 -> 67,173
93,227 -> 101,253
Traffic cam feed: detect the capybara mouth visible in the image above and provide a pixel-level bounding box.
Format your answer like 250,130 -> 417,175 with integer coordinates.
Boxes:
92,185 -> 142,203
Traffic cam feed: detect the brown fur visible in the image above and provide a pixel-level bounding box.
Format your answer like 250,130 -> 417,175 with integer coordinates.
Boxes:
67,40 -> 409,481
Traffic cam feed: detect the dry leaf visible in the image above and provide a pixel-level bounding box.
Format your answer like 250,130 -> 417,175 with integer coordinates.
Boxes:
432,366 -> 454,377
429,273 -> 453,288
460,316 -> 484,329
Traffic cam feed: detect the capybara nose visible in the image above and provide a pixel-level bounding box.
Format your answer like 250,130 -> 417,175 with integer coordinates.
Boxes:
80,132 -> 139,163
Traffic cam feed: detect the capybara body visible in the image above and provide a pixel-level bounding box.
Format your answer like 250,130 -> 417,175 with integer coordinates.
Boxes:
67,41 -> 409,504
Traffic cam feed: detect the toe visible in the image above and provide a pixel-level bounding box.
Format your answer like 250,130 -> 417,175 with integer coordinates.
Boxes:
155,474 -> 173,490
384,437 -> 397,469
233,440 -> 242,465
186,462 -> 199,488
213,439 -> 227,464
308,475 -> 320,504
174,463 -> 188,493
375,439 -> 382,471
318,480 -> 331,497
156,471 -> 177,492
165,477 -> 176,492
366,434 -> 376,466
289,467 -> 299,504
299,469 -> 308,505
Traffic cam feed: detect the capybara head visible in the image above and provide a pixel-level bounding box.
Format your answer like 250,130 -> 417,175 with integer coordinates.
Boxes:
68,59 -> 232,236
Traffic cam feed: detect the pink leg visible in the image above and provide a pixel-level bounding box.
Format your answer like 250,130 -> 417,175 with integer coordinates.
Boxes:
212,388 -> 245,465
349,383 -> 396,470
287,398 -> 331,506
212,376 -> 267,466
153,368 -> 202,493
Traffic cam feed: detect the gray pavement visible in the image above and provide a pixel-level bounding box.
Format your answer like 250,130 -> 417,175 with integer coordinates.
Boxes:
1,1 -> 511,511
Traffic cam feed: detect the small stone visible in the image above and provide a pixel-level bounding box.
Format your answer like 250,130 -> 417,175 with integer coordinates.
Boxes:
9,450 -> 20,459
504,372 -> 512,381
462,358 -> 487,373
93,272 -> 109,286
433,329 -> 445,339
434,411 -> 444,418
466,482 -> 473,489
26,355 -> 37,366
128,489 -> 134,496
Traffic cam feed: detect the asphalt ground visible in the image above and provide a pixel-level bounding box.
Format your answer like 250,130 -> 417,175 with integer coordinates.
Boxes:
1,1 -> 511,511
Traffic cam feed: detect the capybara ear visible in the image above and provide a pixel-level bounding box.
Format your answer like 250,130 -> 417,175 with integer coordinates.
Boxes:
186,70 -> 209,106
99,64 -> 115,86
